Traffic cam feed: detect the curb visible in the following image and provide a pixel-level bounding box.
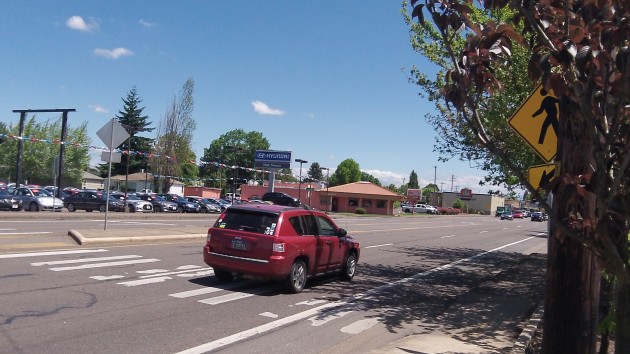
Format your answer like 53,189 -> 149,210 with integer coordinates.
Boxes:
67,230 -> 206,245
510,302 -> 544,353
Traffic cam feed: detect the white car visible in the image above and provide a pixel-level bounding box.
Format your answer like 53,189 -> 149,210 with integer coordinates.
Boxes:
12,186 -> 64,212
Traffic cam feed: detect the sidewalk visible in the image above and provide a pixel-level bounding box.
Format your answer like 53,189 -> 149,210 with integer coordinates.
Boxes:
66,226 -> 545,354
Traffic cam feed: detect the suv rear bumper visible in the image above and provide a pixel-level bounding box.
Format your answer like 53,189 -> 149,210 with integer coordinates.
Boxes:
203,245 -> 290,280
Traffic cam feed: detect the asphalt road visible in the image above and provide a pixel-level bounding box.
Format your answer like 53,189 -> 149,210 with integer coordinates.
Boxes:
0,214 -> 547,354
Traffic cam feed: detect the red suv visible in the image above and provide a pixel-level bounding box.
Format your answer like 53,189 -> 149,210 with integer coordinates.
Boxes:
203,204 -> 360,293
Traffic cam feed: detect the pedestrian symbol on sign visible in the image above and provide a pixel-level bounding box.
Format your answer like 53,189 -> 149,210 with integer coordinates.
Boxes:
508,84 -> 559,162
531,89 -> 559,145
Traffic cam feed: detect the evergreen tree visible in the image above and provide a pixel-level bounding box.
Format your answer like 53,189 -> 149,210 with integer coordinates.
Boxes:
408,170 -> 420,189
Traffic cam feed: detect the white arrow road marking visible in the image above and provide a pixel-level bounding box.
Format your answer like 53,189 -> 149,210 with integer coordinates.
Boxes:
90,275 -> 125,281
364,243 -> 393,249
198,284 -> 281,305
259,312 -> 278,318
308,310 -> 353,326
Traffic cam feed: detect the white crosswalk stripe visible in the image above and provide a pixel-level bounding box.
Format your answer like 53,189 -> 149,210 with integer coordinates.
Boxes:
49,258 -> 160,271
31,255 -> 142,266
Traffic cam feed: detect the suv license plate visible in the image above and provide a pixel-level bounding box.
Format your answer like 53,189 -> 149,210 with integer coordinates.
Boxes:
232,239 -> 248,250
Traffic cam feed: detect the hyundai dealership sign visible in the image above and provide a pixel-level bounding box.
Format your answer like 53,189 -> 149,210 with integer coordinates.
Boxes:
255,150 -> 292,169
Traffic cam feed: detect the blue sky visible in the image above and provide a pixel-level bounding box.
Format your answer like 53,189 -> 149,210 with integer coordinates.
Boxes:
1,1 -> 498,193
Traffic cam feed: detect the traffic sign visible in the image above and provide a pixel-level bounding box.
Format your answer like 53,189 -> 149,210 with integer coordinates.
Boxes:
97,119 -> 129,149
508,84 -> 559,162
528,163 -> 559,190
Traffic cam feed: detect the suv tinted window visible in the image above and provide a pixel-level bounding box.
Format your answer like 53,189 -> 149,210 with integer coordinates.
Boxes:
316,215 -> 337,236
217,209 -> 279,235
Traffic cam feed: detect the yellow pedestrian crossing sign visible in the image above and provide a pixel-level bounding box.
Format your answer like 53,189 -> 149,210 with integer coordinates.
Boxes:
528,163 -> 559,190
508,84 -> 559,162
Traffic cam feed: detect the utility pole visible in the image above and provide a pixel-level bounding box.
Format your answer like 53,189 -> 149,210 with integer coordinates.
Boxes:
433,166 -> 437,187
451,175 -> 455,192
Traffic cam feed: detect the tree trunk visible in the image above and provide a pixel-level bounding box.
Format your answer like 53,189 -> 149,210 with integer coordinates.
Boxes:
616,274 -> 630,353
542,96 -> 601,354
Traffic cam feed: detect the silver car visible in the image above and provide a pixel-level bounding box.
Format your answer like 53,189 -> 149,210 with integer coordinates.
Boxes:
12,186 -> 64,212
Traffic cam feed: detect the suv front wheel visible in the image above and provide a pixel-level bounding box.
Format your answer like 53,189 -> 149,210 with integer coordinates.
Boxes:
341,252 -> 357,280
285,259 -> 307,293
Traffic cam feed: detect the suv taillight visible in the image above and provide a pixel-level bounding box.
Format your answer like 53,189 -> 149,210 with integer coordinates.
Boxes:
272,243 -> 285,252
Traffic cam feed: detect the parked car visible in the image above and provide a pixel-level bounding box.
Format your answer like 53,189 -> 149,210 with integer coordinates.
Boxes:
158,194 -> 201,213
402,203 -> 437,214
512,210 -> 524,219
261,192 -> 300,207
205,198 -> 230,211
0,190 -> 22,211
500,211 -> 514,220
225,193 -> 241,202
12,186 -> 64,212
531,212 -> 548,222
203,204 -> 360,293
110,193 -> 154,213
138,194 -> 178,212
64,191 -> 126,212
185,196 -> 222,213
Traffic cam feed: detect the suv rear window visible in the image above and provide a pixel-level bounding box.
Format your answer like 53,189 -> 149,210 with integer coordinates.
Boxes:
216,209 -> 280,235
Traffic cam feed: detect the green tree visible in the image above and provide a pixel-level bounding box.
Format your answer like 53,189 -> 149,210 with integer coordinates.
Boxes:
422,183 -> 438,202
408,170 -> 419,189
329,158 -> 361,187
200,129 -> 270,193
306,162 -> 323,181
406,0 -> 630,351
452,198 -> 463,209
0,115 -> 89,187
153,78 -> 198,193
360,171 -> 381,186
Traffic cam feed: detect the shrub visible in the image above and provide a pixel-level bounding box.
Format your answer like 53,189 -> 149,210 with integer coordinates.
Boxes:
355,208 -> 367,214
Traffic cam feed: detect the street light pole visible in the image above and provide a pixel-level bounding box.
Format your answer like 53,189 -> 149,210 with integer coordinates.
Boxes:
225,145 -> 244,204
320,167 -> 330,213
295,158 -> 307,203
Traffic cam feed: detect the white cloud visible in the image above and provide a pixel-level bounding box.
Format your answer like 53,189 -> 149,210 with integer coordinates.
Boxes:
138,19 -> 155,28
94,47 -> 134,59
362,169 -> 406,187
252,101 -> 285,116
66,16 -> 98,32
88,104 -> 109,114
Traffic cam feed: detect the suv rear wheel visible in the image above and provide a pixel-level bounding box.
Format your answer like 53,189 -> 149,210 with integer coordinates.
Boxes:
285,259 -> 307,293
214,269 -> 234,282
340,252 -> 357,280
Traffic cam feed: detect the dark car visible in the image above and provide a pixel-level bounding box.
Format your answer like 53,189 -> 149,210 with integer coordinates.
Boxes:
500,211 -> 514,220
0,190 -> 22,211
185,196 -> 222,213
158,194 -> 201,213
261,192 -> 301,207
203,204 -> 360,293
531,212 -> 548,222
64,191 -> 126,212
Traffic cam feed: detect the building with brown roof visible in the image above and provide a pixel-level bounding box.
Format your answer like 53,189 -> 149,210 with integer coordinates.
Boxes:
241,181 -> 403,215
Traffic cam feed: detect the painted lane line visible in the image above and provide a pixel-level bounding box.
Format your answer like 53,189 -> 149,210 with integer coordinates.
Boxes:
90,275 -> 125,281
137,269 -> 169,274
139,267 -> 209,279
176,236 -> 537,354
49,258 -> 160,271
480,231 -> 488,233
441,235 -> 455,238
177,270 -> 215,278
0,249 -> 108,259
198,284 -> 281,305
169,280 -> 267,299
308,310 -> 353,326
31,255 -> 142,266
177,265 -> 203,270
118,276 -> 172,286
118,222 -> 178,226
0,229 -> 16,231
341,318 -> 380,334
0,232 -> 52,235
364,243 -> 393,249
259,312 -> 279,318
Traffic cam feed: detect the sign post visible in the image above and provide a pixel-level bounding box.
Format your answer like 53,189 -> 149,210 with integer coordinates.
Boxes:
255,150 -> 292,193
96,119 -> 129,230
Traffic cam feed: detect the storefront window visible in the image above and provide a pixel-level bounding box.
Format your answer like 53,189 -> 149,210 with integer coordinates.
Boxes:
348,198 -> 358,207
362,199 -> 372,208
376,200 -> 386,208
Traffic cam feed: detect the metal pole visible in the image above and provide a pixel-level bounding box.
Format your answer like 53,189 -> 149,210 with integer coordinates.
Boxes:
56,111 -> 69,197
15,112 -> 26,187
295,159 -> 307,203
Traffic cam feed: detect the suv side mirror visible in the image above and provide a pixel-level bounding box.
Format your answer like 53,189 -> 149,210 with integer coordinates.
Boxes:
338,228 -> 347,237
